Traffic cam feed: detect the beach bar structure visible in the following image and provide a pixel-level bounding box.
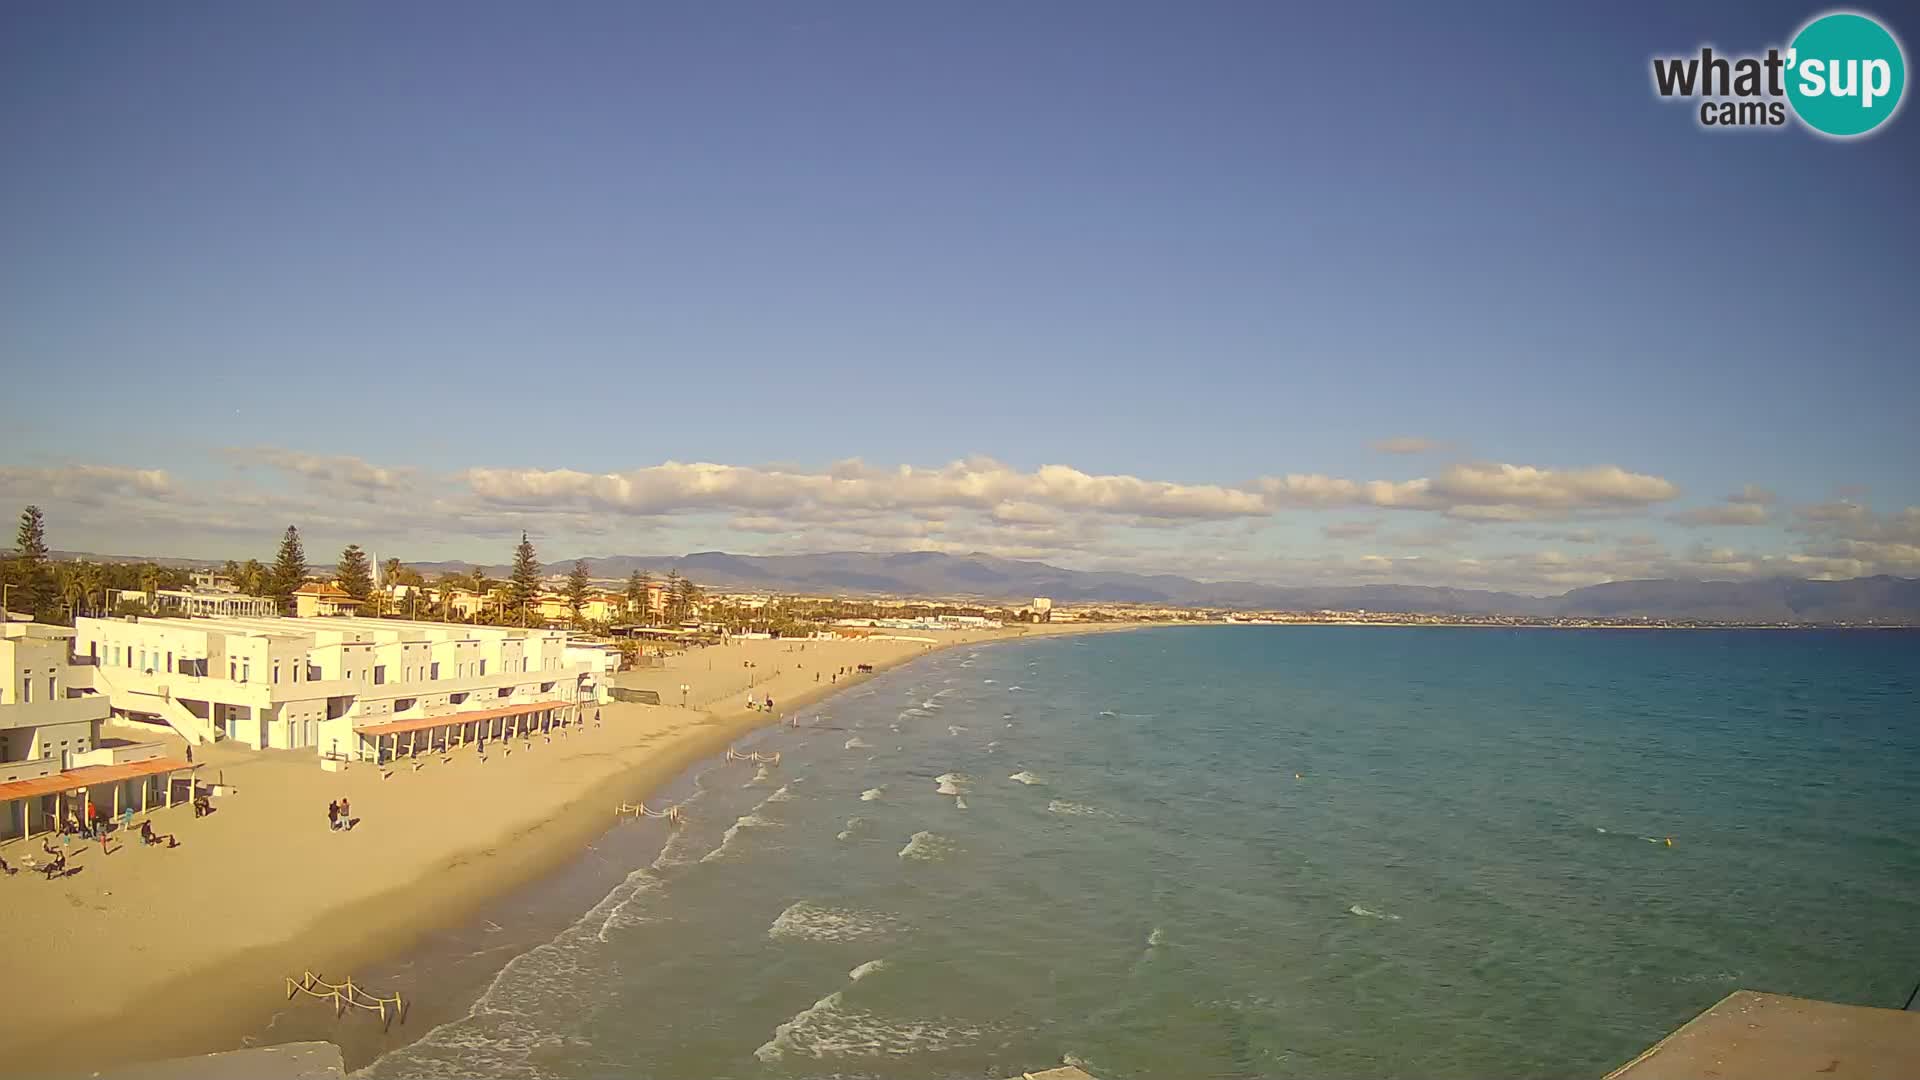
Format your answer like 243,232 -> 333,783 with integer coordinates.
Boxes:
1605,990 -> 1920,1079
351,699 -> 585,763
0,754 -> 195,841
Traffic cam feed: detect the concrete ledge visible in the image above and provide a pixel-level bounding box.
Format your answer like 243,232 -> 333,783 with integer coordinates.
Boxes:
1607,990 -> 1920,1080
78,1041 -> 345,1080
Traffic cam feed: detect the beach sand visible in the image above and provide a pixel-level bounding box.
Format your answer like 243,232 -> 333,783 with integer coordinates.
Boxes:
0,624 -> 1126,1076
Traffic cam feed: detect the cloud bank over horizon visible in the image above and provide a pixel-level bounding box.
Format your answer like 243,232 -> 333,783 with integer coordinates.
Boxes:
4,440 -> 1916,596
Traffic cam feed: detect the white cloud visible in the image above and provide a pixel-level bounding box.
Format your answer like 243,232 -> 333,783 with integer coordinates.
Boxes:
237,447 -> 413,492
0,464 -> 173,501
465,458 -> 1269,521
1673,502 -> 1770,527
1321,520 -> 1381,540
1371,436 -> 1439,455
1257,462 -> 1677,520
1729,485 -> 1777,505
1797,500 -> 1868,524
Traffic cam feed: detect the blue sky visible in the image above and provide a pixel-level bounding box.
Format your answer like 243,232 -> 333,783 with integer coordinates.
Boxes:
2,1 -> 1916,592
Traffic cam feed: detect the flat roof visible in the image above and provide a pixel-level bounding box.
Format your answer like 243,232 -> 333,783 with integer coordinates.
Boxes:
0,757 -> 193,803
1606,990 -> 1920,1080
355,700 -> 575,738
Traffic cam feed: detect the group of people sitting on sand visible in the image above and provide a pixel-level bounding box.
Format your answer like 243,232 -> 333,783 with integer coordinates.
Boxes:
0,815 -> 178,882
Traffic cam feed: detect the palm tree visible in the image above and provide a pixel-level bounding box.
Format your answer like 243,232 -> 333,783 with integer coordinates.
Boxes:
78,562 -> 104,618
54,563 -> 85,624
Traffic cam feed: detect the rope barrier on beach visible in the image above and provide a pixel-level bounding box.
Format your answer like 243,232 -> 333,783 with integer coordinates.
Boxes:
725,747 -> 782,766
284,971 -> 408,1030
615,802 -> 684,824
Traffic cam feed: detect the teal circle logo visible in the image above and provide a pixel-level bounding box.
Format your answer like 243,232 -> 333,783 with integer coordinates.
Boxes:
1786,11 -> 1906,137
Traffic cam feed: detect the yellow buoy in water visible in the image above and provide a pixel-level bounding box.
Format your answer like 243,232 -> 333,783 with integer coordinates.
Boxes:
1664,837 -> 1674,846
1294,773 -> 1302,780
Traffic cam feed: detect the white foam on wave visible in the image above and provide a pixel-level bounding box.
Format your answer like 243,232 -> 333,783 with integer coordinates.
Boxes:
920,699 -> 943,711
947,724 -> 968,736
849,958 -> 888,981
1009,770 -> 1045,786
1147,926 -> 1166,947
933,688 -> 958,698
755,993 -> 981,1062
860,786 -> 886,802
898,830 -> 955,861
699,807 -> 782,864
364,834 -> 687,1076
1047,799 -> 1110,818
983,678 -> 996,684
845,736 -> 872,750
1008,685 -> 1024,692
953,796 -> 968,810
837,816 -> 866,841
1347,904 -> 1402,921
768,901 -> 902,943
1098,710 -> 1116,717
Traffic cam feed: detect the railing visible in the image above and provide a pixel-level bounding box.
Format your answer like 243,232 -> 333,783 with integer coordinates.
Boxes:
283,971 -> 407,1030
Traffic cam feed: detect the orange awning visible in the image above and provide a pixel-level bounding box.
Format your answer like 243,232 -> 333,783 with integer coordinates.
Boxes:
0,757 -> 193,803
355,700 -> 573,738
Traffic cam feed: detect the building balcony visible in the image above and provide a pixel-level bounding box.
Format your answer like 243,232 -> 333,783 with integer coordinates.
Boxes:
0,695 -> 110,732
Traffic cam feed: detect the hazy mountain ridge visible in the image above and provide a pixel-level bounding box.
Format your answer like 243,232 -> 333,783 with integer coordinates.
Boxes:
421,550 -> 1917,621
20,548 -> 1918,621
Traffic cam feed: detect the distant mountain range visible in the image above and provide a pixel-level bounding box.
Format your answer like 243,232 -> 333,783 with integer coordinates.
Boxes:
400,550 -> 1920,623
17,546 -> 1916,622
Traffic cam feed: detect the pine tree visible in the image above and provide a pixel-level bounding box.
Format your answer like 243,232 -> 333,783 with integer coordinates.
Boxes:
566,559 -> 592,626
625,569 -> 645,623
674,575 -> 698,625
663,569 -> 682,624
269,525 -> 307,612
509,532 -> 540,626
11,505 -> 52,618
337,543 -> 374,600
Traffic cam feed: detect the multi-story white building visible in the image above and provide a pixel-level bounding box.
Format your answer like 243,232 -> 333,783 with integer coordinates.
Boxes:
74,614 -> 615,759
1,622 -> 109,769
3,621 -> 191,842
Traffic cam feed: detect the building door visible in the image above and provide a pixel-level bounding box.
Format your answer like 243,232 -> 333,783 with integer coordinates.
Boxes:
306,719 -> 316,747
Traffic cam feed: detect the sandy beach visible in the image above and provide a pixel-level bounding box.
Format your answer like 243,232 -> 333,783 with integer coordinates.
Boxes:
0,624 -> 1129,1077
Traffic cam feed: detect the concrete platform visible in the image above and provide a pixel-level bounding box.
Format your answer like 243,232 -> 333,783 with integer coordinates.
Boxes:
1607,990 -> 1920,1080
78,1041 -> 345,1080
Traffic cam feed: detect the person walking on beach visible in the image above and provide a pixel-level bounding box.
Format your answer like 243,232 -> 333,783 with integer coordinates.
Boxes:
765,695 -> 774,713
327,800 -> 340,831
185,744 -> 193,765
594,708 -> 602,727
339,796 -> 351,828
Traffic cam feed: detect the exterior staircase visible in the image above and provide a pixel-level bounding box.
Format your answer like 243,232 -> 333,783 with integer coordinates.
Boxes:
83,663 -> 224,746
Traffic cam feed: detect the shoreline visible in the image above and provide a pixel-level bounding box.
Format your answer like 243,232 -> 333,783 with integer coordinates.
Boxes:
6,623 -> 1139,1077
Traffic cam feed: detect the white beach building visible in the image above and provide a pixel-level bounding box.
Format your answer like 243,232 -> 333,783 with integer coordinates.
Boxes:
2,621 -> 192,842
73,615 -> 615,759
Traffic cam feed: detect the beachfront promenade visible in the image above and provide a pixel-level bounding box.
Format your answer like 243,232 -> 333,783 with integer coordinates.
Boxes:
0,625 -> 1098,1076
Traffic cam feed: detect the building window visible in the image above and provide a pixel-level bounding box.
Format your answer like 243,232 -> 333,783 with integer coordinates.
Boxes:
373,665 -> 386,686
48,675 -> 57,699
229,660 -> 236,680
431,662 -> 440,680
20,677 -> 29,704
241,660 -> 250,683
479,659 -> 487,677
273,662 -> 281,685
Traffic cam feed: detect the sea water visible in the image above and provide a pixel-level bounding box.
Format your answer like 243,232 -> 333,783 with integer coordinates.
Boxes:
359,627 -> 1920,1079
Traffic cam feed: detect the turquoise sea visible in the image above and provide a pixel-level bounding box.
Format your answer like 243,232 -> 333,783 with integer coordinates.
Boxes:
342,627 -> 1919,1079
